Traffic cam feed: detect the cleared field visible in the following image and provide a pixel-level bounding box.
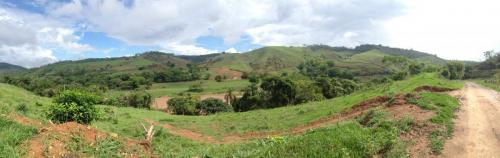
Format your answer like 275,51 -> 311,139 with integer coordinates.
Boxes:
106,79 -> 250,98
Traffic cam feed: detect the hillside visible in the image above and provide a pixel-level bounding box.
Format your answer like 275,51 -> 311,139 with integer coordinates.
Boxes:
0,62 -> 26,72
0,73 -> 465,157
200,44 -> 447,76
2,45 -> 449,96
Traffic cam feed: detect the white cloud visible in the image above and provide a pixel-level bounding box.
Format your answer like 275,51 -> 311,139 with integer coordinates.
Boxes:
49,0 -> 404,53
0,7 -> 94,67
225,47 -> 238,53
0,45 -> 56,68
384,0 -> 500,61
162,44 -> 218,55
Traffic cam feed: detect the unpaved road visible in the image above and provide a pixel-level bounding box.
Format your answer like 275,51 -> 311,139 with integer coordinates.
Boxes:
442,82 -> 500,158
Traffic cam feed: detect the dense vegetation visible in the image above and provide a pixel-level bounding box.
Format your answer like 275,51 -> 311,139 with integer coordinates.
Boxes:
1,52 -> 204,97
47,90 -> 101,124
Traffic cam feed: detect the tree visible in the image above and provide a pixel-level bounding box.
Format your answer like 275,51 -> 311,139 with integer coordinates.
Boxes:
215,75 -> 224,82
224,89 -> 237,106
292,79 -> 324,104
484,50 -> 494,60
445,62 -> 465,80
409,63 -> 424,75
260,76 -> 295,107
119,91 -> 152,108
233,83 -> 264,112
196,98 -> 232,115
168,95 -> 199,115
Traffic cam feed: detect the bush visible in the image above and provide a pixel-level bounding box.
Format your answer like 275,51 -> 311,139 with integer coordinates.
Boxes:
445,62 -> 465,80
187,82 -> 204,92
168,95 -> 199,115
197,98 -> 232,115
119,91 -> 152,108
16,103 -> 28,113
390,71 -> 408,81
214,75 -> 224,82
47,90 -> 100,124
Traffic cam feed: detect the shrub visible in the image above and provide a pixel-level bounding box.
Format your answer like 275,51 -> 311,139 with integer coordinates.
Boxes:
16,103 -> 28,113
390,71 -> 408,81
47,90 -> 100,124
292,79 -> 324,104
446,62 -> 465,80
215,75 -> 224,82
119,91 -> 152,108
187,82 -> 204,92
168,95 -> 199,115
441,69 -> 450,79
197,98 -> 232,115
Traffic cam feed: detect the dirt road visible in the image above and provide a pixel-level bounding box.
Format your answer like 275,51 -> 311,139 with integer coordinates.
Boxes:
442,82 -> 500,158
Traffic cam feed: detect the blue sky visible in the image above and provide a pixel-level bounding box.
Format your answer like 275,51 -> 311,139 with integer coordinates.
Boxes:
1,0 -> 499,67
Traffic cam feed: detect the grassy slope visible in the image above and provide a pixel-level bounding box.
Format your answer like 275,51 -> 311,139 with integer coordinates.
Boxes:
93,73 -> 463,138
106,79 -> 250,97
203,46 -> 445,76
473,79 -> 500,92
0,73 -> 463,157
0,118 -> 37,157
23,53 -> 191,79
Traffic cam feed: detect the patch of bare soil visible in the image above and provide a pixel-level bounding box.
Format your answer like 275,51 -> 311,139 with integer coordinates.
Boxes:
152,96 -> 170,111
8,115 -> 149,158
10,114 -> 44,128
401,123 -> 441,158
442,82 -> 500,158
210,67 -> 243,80
414,86 -> 456,92
27,122 -> 108,158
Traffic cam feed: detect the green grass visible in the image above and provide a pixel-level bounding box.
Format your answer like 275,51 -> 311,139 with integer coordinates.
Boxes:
93,73 -> 463,139
106,79 -> 250,98
0,83 -> 51,121
0,73 -> 463,157
67,135 -> 130,158
0,117 -> 37,158
414,92 -> 460,153
473,79 -> 500,92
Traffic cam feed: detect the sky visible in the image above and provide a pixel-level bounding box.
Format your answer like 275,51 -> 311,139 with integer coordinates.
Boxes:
0,0 -> 499,68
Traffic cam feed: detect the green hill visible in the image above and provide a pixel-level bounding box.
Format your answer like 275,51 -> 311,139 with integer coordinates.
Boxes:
2,45 -> 449,96
0,62 -> 26,72
0,73 -> 463,157
201,45 -> 447,75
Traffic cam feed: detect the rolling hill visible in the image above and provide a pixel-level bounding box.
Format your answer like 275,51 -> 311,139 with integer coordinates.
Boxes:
2,44 -> 449,95
200,44 -> 448,76
0,62 -> 26,72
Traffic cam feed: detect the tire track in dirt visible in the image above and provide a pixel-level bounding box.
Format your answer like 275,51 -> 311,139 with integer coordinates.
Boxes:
442,82 -> 500,158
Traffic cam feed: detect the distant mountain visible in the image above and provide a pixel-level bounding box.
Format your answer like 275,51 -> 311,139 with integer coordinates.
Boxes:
0,62 -> 26,72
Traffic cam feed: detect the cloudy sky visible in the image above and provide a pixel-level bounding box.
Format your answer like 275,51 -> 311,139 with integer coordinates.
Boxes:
1,0 -> 499,68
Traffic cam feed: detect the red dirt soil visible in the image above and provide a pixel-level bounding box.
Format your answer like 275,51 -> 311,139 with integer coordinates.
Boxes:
7,114 -> 149,158
414,86 -> 456,92
209,67 -> 243,80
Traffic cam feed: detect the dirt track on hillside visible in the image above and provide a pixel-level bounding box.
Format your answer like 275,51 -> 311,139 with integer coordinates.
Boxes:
442,82 -> 500,158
